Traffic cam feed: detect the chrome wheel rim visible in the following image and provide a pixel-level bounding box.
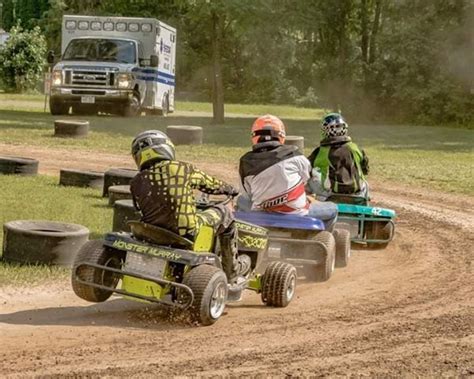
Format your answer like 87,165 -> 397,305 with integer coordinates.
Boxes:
286,273 -> 296,301
210,281 -> 226,319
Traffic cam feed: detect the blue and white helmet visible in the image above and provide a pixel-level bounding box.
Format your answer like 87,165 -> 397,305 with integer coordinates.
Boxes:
321,113 -> 348,138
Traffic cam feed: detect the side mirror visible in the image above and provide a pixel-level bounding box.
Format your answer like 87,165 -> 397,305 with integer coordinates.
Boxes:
47,50 -> 55,64
150,54 -> 159,68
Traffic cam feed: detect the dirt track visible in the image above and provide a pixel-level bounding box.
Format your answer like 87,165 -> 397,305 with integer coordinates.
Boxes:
0,148 -> 473,377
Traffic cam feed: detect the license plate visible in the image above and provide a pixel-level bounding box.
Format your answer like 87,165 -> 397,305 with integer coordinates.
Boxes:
124,252 -> 166,278
81,95 -> 95,104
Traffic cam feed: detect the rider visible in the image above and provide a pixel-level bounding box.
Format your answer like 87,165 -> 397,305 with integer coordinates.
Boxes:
130,130 -> 248,279
307,113 -> 369,202
237,114 -> 337,229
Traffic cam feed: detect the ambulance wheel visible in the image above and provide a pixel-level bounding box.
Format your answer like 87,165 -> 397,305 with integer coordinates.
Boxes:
71,240 -> 123,302
123,92 -> 140,117
261,261 -> 297,307
333,228 -> 351,268
155,95 -> 169,116
304,231 -> 336,282
50,98 -> 69,115
183,265 -> 228,326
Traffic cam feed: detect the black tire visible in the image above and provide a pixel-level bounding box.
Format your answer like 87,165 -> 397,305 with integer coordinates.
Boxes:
261,261 -> 297,307
0,156 -> 39,176
284,135 -> 304,152
59,169 -> 104,189
2,220 -> 89,266
303,231 -> 336,282
122,92 -> 141,117
49,98 -> 69,115
166,125 -> 203,145
112,199 -> 142,232
71,240 -> 123,303
183,265 -> 228,326
54,119 -> 89,138
333,228 -> 351,268
108,185 -> 132,206
366,221 -> 393,249
103,168 -> 138,197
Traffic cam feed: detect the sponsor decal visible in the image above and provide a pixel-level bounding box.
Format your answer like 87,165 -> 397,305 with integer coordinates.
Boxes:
238,235 -> 268,250
112,240 -> 183,261
235,222 -> 267,236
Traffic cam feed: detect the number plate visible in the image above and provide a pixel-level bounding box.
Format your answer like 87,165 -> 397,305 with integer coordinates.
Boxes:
81,95 -> 95,104
124,252 -> 166,278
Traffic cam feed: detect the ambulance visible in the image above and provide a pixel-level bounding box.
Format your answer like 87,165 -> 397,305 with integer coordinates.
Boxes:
48,15 -> 176,116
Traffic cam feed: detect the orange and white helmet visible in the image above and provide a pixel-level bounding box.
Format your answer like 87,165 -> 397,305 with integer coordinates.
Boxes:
251,114 -> 286,149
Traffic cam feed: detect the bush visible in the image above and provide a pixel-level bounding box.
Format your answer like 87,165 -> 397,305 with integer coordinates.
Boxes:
0,26 -> 47,92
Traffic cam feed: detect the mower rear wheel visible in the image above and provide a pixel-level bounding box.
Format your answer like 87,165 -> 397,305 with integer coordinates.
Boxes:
183,265 -> 228,326
333,228 -> 351,268
304,231 -> 336,282
261,261 -> 297,307
366,221 -> 393,249
71,240 -> 123,302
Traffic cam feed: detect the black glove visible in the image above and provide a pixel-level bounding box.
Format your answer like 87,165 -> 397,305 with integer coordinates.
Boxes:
225,185 -> 239,198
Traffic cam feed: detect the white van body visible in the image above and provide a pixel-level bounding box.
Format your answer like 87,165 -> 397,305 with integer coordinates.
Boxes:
50,15 -> 176,116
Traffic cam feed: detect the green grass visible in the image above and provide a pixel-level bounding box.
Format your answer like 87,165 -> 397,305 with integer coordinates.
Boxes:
0,93 -> 325,119
0,107 -> 473,194
0,175 -> 112,287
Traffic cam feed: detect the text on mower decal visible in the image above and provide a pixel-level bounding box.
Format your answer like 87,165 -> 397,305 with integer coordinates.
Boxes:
112,240 -> 182,261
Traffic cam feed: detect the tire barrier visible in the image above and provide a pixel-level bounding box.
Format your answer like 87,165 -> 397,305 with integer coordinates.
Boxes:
113,199 -> 141,232
0,156 -> 39,176
59,169 -> 104,189
166,125 -> 203,145
102,168 -> 138,197
285,135 -> 304,152
2,220 -> 89,267
108,185 -> 132,206
54,119 -> 89,138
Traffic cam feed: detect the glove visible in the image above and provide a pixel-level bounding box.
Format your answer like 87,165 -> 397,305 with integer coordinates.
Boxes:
225,185 -> 239,198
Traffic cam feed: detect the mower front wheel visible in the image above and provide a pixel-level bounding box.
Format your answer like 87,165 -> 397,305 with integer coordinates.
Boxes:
333,228 -> 351,268
71,240 -> 123,302
183,265 -> 228,326
366,221 -> 393,249
304,231 -> 336,282
261,261 -> 297,307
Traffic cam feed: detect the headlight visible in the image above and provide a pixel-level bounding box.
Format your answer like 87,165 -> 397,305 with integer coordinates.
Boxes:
52,71 -> 62,86
117,73 -> 131,88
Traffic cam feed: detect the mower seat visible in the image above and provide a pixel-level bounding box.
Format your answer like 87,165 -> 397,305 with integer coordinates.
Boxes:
128,221 -> 193,248
235,211 -> 324,231
327,193 -> 369,205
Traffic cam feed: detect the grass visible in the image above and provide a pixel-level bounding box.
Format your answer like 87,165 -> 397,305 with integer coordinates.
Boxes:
0,175 -> 112,287
0,93 -> 325,119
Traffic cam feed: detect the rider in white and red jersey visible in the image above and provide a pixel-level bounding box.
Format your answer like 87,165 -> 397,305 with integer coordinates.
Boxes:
238,114 -> 337,228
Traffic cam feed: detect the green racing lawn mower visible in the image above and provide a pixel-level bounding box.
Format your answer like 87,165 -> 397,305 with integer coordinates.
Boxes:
327,192 -> 396,249
71,196 -> 297,326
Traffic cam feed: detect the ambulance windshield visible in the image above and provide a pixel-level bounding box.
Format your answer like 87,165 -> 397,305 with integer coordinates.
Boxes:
63,38 -> 136,64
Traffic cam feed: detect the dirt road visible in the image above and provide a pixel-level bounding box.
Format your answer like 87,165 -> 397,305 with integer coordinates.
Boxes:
0,148 -> 473,377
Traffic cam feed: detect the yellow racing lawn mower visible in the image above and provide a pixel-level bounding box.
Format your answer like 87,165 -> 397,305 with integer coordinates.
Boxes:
71,196 -> 297,325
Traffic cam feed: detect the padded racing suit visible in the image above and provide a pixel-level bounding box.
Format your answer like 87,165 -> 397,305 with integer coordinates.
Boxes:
238,144 -> 337,228
130,160 -> 244,278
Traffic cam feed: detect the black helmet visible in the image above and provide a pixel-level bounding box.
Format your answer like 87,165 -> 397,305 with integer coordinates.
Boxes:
131,130 -> 175,169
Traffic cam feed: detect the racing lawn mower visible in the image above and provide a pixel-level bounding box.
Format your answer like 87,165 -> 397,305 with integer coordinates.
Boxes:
327,192 -> 396,249
71,196 -> 297,326
235,211 -> 351,282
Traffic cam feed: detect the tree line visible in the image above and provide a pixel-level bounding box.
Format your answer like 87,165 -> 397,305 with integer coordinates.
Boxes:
1,0 -> 472,125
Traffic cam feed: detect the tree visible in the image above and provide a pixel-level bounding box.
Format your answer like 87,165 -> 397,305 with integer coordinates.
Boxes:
0,25 -> 47,92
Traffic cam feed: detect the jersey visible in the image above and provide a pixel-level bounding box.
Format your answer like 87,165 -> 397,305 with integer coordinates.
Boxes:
239,145 -> 311,215
308,136 -> 369,194
130,160 -> 235,237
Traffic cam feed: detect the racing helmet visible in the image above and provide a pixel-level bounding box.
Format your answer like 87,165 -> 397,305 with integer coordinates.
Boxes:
321,112 -> 348,138
251,114 -> 286,149
131,130 -> 175,169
